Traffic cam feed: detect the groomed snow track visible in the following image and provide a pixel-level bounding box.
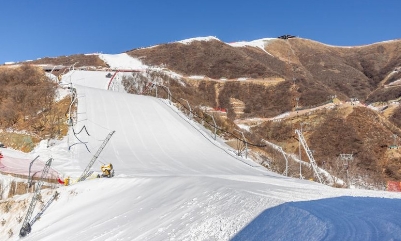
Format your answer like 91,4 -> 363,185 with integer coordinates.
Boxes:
70,84 -> 265,177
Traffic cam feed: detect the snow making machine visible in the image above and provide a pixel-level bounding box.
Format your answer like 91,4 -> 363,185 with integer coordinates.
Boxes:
100,163 -> 114,178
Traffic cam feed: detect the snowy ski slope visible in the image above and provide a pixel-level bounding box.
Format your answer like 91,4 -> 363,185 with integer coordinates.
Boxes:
72,85 -> 267,176
2,53 -> 401,240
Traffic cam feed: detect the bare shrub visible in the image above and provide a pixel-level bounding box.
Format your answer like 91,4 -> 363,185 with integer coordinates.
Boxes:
3,203 -> 11,213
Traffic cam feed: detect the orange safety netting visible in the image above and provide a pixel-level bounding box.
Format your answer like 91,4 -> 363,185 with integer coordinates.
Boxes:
387,181 -> 401,192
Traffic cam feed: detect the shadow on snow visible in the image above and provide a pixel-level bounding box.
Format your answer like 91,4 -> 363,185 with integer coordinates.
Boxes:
231,196 -> 401,241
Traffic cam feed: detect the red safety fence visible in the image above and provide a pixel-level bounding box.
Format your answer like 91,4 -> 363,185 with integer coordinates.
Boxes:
214,107 -> 227,112
387,181 -> 401,192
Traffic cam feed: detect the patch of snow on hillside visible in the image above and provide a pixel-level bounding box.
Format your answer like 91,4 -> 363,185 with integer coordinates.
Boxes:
159,68 -> 183,80
189,75 -> 205,80
367,105 -> 381,111
229,38 -> 275,56
238,124 -> 250,131
178,36 -> 220,45
389,79 -> 401,86
56,87 -> 71,101
137,45 -> 159,50
165,70 -> 185,86
315,38 -> 401,49
272,112 -> 290,119
45,73 -> 58,82
147,67 -> 184,85
99,53 -> 147,70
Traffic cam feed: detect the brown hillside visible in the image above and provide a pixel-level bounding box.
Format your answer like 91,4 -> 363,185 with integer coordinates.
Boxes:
127,40 -> 288,79
25,54 -> 108,68
252,104 -> 401,182
218,81 -> 293,118
127,38 -> 401,105
390,105 -> 401,128
367,86 -> 401,103
0,65 -> 69,151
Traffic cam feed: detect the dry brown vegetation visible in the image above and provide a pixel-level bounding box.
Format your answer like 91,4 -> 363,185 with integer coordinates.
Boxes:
390,105 -> 401,129
127,38 -> 401,106
219,81 -> 294,118
24,54 -> 108,68
127,40 -> 287,79
0,65 -> 69,151
367,86 -> 401,103
251,105 -> 401,184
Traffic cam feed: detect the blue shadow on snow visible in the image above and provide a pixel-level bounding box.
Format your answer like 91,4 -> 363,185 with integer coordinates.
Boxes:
231,196 -> 401,241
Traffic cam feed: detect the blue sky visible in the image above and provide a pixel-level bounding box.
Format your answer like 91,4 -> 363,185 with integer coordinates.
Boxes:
1,0 -> 400,64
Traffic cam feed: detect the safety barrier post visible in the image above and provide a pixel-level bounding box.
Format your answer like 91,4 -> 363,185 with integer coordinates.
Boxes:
234,130 -> 247,159
180,98 -> 192,119
205,113 -> 217,140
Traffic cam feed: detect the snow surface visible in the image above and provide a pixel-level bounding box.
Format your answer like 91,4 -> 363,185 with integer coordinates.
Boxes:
2,53 -> 401,241
229,38 -> 274,56
61,70 -> 112,90
188,75 -> 205,80
177,36 -> 220,45
45,72 -> 58,83
305,37 -> 401,49
99,53 -> 147,70
237,124 -> 251,132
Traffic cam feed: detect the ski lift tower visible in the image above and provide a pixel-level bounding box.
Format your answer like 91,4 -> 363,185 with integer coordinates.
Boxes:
298,122 -> 308,179
20,158 -> 53,237
295,129 -> 323,183
339,154 -> 354,187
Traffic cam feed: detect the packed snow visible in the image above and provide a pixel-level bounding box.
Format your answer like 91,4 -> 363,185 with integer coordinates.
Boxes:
1,53 -> 401,241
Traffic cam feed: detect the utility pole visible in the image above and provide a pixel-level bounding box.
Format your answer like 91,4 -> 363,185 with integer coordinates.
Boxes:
339,154 -> 353,188
205,113 -> 217,140
299,122 -> 307,179
27,156 -> 40,188
234,130 -> 248,159
159,84 -> 171,104
278,146 -> 288,176
180,98 -> 192,119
